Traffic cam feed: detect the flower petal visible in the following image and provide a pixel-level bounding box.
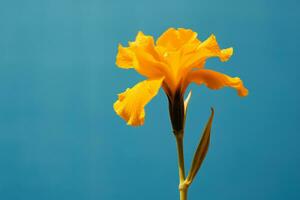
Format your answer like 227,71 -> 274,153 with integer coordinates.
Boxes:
129,31 -> 160,60
116,44 -> 135,69
180,34 -> 233,72
113,77 -> 164,126
156,28 -> 200,52
198,34 -> 233,62
186,69 -> 248,96
116,32 -> 168,79
133,48 -> 168,79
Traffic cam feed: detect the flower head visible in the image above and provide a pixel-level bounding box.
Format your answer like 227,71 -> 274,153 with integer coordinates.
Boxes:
114,28 -> 248,126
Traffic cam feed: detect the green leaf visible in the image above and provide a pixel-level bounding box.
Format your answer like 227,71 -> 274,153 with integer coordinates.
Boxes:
185,108 -> 214,185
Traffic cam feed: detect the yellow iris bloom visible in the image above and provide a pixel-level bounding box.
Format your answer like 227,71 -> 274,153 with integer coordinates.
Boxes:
114,28 -> 248,126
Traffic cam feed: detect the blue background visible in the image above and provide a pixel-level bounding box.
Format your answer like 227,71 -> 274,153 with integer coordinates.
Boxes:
1,0 -> 299,199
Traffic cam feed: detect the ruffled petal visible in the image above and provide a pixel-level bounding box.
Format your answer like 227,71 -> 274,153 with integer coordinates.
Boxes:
156,28 -> 200,52
116,32 -> 168,79
116,44 -> 135,69
133,47 -> 169,79
113,77 -> 164,126
197,34 -> 233,62
186,69 -> 248,96
129,31 -> 160,60
180,34 -> 233,71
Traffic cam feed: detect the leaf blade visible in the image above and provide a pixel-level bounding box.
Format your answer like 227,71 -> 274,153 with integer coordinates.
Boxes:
185,108 -> 214,185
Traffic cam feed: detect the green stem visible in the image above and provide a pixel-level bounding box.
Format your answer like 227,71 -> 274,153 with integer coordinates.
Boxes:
175,132 -> 188,200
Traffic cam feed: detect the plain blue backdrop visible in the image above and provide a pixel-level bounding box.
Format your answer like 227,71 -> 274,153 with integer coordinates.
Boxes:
0,0 -> 299,199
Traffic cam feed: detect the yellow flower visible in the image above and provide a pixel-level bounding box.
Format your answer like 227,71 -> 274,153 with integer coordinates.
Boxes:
114,28 -> 248,127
